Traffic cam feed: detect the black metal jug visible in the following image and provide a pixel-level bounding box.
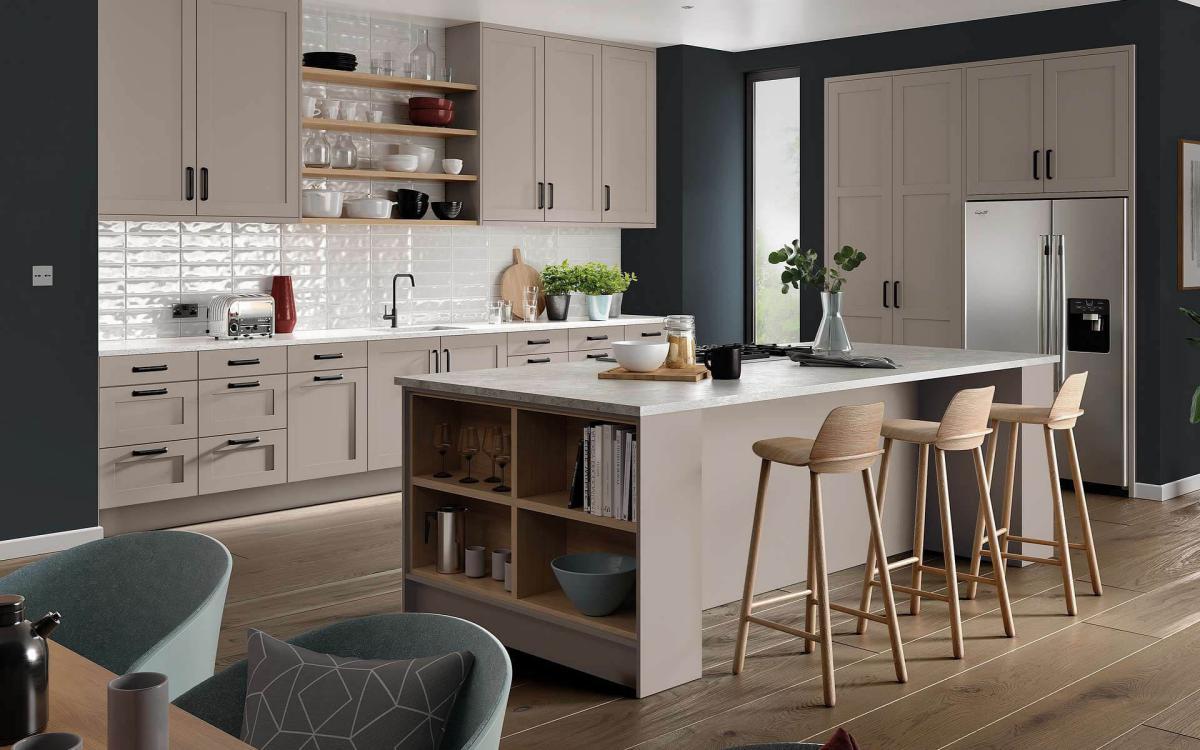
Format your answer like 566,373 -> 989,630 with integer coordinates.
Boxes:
0,594 -> 61,744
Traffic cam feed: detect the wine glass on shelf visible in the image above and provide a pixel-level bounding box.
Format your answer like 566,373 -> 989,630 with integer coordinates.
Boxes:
482,425 -> 502,483
458,426 -> 481,484
493,432 -> 512,493
432,422 -> 452,478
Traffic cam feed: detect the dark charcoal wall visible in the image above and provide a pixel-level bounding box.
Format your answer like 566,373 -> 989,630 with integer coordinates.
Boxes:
0,3 -> 98,540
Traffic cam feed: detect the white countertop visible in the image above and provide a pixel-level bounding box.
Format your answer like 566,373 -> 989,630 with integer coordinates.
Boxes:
395,343 -> 1059,417
97,316 -> 665,357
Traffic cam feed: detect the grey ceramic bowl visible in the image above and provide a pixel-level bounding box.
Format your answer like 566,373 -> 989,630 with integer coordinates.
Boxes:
551,552 -> 636,617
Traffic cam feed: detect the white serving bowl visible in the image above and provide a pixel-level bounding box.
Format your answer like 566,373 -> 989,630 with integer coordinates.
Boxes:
301,189 -> 343,218
380,154 -> 420,172
397,143 -> 436,173
611,340 -> 668,372
441,158 -> 464,175
343,197 -> 396,219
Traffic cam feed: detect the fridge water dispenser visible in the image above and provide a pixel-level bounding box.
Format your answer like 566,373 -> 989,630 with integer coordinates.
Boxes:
1067,298 -> 1109,353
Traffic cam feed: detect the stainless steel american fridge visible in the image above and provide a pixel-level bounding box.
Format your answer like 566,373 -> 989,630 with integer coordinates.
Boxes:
964,198 -> 1127,489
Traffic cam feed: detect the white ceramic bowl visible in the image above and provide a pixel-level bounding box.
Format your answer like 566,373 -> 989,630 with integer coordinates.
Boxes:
343,197 -> 396,219
380,154 -> 420,172
441,158 -> 464,175
301,189 -> 343,218
611,340 -> 669,372
398,144 -> 436,173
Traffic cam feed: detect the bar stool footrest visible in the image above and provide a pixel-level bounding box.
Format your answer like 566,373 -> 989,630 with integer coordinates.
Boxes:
746,615 -> 819,643
883,582 -> 951,602
749,589 -> 812,611
980,548 -> 1063,566
827,602 -> 888,624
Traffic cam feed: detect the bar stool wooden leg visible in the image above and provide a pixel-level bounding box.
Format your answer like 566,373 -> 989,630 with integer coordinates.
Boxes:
863,467 -> 908,683
1043,426 -> 1078,616
966,419 -> 1003,600
999,421 -> 1019,559
973,446 -> 1015,637
935,448 -> 965,659
804,489 -> 817,655
909,444 -> 930,616
1066,428 -> 1103,596
856,438 -> 893,634
811,472 -> 836,707
733,459 -> 772,674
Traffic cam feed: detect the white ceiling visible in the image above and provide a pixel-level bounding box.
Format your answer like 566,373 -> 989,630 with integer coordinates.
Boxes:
354,0 -> 1126,52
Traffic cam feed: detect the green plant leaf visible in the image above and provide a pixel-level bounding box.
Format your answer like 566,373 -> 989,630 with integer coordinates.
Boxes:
1192,385 -> 1200,424
1182,307 -> 1200,328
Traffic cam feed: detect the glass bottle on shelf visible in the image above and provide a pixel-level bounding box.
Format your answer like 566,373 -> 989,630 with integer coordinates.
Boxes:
330,133 -> 358,169
409,28 -> 436,81
303,131 -> 332,168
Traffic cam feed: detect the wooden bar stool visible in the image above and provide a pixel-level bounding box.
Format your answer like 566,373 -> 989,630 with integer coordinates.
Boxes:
732,402 -> 907,708
965,372 -> 1101,616
855,386 -> 1015,660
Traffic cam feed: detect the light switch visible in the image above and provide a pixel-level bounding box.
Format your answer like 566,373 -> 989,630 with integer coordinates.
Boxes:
32,266 -> 53,287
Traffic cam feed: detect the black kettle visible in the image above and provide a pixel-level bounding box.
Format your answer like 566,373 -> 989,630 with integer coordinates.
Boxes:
0,594 -> 61,744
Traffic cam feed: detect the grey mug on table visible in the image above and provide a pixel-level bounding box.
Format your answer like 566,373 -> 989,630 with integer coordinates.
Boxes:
14,734 -> 82,750
108,672 -> 169,750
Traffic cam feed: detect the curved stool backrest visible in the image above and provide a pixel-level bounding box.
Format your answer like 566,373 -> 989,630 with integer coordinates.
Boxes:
1050,371 -> 1089,426
809,402 -> 885,474
936,385 -> 995,451
0,531 -> 231,698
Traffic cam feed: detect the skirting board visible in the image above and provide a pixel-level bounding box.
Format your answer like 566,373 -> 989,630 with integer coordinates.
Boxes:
1132,473 -> 1200,501
0,526 -> 104,561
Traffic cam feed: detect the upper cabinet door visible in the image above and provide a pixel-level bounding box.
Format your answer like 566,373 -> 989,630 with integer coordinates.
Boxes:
481,29 -> 546,222
825,77 -> 893,344
545,38 -> 603,223
602,46 -> 656,225
98,0 -> 196,215
195,0 -> 299,218
1043,51 -> 1129,193
966,61 -> 1043,196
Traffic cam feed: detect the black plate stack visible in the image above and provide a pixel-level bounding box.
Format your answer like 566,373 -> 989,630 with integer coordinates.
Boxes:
303,51 -> 357,71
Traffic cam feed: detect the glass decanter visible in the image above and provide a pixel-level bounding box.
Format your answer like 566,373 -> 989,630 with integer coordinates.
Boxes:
409,28 -> 437,81
303,131 -> 331,168
330,133 -> 358,169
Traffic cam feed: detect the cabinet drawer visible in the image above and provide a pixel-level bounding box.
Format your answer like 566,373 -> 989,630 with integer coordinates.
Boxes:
99,381 -> 198,448
286,341 -> 367,372
98,438 -> 198,509
623,322 -> 666,340
287,368 -> 368,482
198,374 -> 287,437
508,353 -> 569,367
569,349 -> 611,362
198,346 -> 286,379
507,329 -> 568,356
198,429 -> 287,495
98,352 -> 198,386
569,326 -> 622,351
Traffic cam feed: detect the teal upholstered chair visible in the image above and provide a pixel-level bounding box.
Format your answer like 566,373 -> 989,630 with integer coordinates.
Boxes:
174,614 -> 513,750
0,530 -> 231,700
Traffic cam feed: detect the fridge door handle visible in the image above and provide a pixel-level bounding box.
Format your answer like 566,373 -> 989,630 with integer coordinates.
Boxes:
1056,234 -> 1067,389
1038,235 -> 1051,354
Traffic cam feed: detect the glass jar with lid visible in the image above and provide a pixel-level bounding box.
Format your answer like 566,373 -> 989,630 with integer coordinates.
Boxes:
664,314 -> 696,368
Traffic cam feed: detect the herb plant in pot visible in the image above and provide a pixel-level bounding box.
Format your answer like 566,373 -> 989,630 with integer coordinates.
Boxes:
609,270 -> 637,318
768,242 -> 866,355
576,262 -> 624,321
540,261 -> 577,321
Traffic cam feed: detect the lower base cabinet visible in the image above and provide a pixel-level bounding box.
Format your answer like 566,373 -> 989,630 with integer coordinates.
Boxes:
198,429 -> 287,495
98,438 -> 199,509
287,368 -> 367,482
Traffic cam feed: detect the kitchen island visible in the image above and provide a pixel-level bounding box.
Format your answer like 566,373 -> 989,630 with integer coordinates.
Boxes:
396,343 -> 1059,696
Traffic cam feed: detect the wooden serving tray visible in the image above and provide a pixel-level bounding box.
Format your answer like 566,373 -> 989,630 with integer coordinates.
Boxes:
598,364 -> 710,382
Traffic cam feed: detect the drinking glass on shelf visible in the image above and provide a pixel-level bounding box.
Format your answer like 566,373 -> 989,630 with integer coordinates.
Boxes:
487,300 -> 505,325
493,432 -> 512,493
522,285 -> 540,322
500,300 -> 512,323
432,422 -> 452,478
482,426 -> 502,483
458,426 -> 481,484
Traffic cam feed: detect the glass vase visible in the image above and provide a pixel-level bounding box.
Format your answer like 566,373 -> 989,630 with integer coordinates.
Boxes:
409,28 -> 436,81
813,291 -> 853,355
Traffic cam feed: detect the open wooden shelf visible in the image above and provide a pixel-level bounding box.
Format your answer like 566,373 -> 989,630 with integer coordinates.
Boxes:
303,117 -> 476,138
518,490 -> 637,532
412,473 -> 513,505
302,66 -> 478,93
300,217 -> 477,226
521,588 -> 637,642
409,565 -> 510,600
303,167 -> 477,182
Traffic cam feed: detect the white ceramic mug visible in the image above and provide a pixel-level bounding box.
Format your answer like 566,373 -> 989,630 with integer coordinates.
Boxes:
441,158 -> 464,175
302,95 -> 321,118
319,98 -> 340,120
368,109 -> 384,123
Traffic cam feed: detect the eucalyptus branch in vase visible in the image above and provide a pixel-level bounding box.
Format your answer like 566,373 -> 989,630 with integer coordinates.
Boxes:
768,242 -> 867,354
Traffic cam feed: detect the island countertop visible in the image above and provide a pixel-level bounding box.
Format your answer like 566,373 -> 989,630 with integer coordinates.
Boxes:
395,343 -> 1059,417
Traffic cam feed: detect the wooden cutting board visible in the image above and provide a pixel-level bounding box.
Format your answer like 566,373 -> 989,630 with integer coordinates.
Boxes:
499,247 -> 544,320
598,364 -> 711,382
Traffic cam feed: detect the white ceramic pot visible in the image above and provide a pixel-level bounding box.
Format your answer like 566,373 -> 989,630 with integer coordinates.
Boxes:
441,158 -> 464,175
398,143 -> 436,173
611,340 -> 668,372
585,294 -> 612,321
301,189 -> 343,218
380,154 -> 419,172
343,197 -> 397,219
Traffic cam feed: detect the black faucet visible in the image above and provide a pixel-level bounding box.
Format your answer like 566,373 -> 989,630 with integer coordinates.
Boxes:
382,273 -> 416,328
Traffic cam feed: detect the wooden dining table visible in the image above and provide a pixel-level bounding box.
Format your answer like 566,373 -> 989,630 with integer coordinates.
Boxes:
1,642 -> 251,749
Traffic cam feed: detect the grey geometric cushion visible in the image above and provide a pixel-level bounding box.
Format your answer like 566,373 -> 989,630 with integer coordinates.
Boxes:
240,629 -> 474,750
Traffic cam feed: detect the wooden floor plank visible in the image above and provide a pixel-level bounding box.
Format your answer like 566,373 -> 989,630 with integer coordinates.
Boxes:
1145,688 -> 1200,740
1103,726 -> 1200,750
1088,572 -> 1200,638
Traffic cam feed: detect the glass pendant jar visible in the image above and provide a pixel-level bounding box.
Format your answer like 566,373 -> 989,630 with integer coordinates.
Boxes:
330,133 -> 358,169
409,28 -> 437,81
302,131 -> 331,168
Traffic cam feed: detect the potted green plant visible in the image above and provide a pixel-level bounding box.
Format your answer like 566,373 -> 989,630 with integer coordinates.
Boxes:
768,242 -> 866,354
1182,307 -> 1200,422
575,262 -> 624,321
540,261 -> 577,321
610,269 -> 638,318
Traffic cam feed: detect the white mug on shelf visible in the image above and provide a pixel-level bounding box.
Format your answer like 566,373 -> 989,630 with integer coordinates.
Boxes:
368,109 -> 385,123
318,98 -> 341,120
302,95 -> 321,118
441,158 -> 463,175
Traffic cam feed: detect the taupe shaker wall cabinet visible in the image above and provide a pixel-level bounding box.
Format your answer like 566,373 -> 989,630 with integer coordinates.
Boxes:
966,50 -> 1130,195
98,0 -> 299,218
446,23 -> 655,227
287,367 -> 367,482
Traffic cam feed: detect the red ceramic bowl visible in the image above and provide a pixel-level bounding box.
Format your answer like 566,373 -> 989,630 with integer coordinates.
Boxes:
410,108 -> 454,126
409,97 -> 453,110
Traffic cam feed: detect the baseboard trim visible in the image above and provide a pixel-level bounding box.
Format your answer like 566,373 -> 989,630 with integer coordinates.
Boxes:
1132,473 -> 1200,501
0,526 -> 104,561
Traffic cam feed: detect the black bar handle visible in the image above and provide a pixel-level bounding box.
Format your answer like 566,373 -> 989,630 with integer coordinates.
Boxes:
586,353 -> 607,359
313,353 -> 343,360
185,167 -> 195,200
547,182 -> 555,210
604,184 -> 611,211
132,364 -> 168,373
527,357 -> 551,364
883,280 -> 890,308
537,182 -> 545,210
227,437 -> 261,446
586,334 -> 609,341
227,358 -> 260,366
132,388 -> 168,397
893,280 -> 901,309
1046,149 -> 1054,180
313,374 -> 344,382
1033,150 -> 1040,180
640,331 -> 662,337
200,167 -> 209,200
131,447 -> 168,457
527,338 -> 551,345
227,380 -> 261,389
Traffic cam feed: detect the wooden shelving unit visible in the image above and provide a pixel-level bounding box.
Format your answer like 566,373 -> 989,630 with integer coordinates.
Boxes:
303,217 -> 478,226
303,117 -> 476,138
412,473 -> 512,505
518,490 -> 637,532
303,167 -> 477,182
302,66 -> 478,93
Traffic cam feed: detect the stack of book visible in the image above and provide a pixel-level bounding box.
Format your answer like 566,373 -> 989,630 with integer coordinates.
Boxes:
569,424 -> 638,522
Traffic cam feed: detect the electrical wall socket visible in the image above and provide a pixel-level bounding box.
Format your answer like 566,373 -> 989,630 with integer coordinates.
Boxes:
32,266 -> 53,287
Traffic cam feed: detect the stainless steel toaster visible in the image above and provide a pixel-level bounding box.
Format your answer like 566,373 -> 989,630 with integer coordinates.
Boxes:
207,293 -> 275,340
